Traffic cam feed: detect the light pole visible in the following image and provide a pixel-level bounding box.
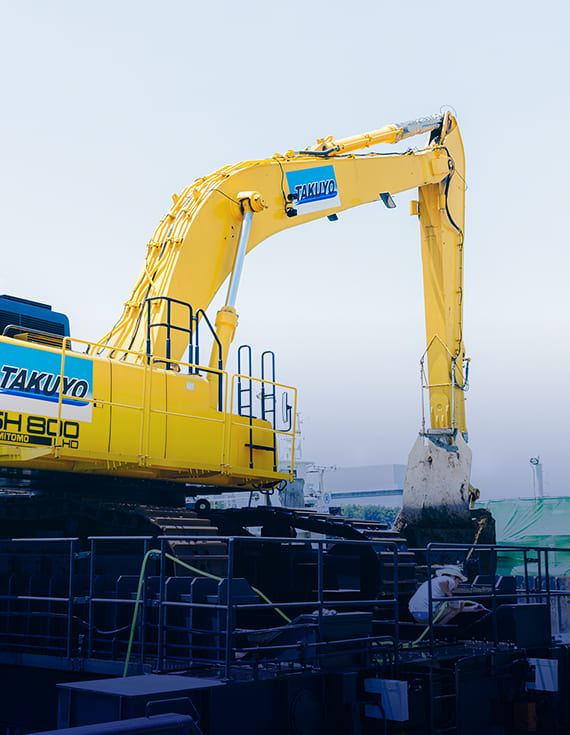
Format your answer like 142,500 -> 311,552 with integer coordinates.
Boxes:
530,456 -> 544,499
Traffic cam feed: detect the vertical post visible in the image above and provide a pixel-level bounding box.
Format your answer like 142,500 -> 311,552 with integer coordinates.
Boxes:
194,316 -> 200,371
146,300 -> 152,363
55,338 -> 70,455
224,538 -> 235,681
218,356 -> 223,413
427,547 -> 434,655
491,547 -> 498,645
166,299 -> 172,363
317,540 -> 324,646
189,313 -> 195,374
67,539 -> 76,659
289,392 -> 298,476
158,538 -> 166,671
393,544 -> 399,663
88,538 -> 95,658
544,550 -> 552,642
451,357 -> 456,431
141,538 -> 150,665
537,546 -> 543,601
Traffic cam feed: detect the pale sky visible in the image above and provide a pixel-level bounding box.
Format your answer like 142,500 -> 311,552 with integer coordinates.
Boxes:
1,0 -> 568,499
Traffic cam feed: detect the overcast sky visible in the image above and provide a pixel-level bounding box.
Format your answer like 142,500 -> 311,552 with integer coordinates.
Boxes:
1,0 -> 568,499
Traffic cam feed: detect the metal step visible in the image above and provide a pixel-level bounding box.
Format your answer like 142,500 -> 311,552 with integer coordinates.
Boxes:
159,524 -> 220,536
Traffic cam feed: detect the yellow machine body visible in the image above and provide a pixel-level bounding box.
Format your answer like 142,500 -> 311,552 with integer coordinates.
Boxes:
0,112 -> 466,491
0,335 -> 286,487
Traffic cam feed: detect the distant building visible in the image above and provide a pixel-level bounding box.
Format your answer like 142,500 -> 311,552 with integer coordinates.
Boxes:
195,462 -> 405,511
299,463 -> 405,510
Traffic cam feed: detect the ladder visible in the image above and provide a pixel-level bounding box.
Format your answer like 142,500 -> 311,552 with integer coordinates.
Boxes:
237,346 -> 277,472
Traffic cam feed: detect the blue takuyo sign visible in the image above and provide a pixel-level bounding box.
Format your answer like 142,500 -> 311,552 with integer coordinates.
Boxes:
285,165 -> 341,214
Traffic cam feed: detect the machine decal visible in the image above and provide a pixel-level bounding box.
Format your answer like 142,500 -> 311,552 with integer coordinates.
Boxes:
0,342 -> 93,423
0,411 -> 80,448
285,165 -> 340,214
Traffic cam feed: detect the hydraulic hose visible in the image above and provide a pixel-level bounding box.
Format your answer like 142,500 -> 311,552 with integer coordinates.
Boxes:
123,549 -> 291,677
371,599 -> 486,657
410,600 -> 485,646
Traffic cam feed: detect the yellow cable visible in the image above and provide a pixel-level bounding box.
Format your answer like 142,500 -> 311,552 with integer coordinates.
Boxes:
123,548 -> 291,677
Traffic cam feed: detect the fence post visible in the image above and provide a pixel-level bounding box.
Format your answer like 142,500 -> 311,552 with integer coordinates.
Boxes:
67,539 -> 76,658
544,550 -> 552,641
224,538 -> 235,681
317,539 -> 324,643
491,546 -> 498,645
141,538 -> 151,665
393,543 -> 400,663
158,538 -> 166,670
87,538 -> 95,658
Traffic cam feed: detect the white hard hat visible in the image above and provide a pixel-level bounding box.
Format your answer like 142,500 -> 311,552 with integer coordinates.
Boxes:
435,564 -> 467,582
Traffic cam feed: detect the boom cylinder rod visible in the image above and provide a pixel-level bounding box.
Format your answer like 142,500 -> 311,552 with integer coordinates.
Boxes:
324,113 -> 445,154
225,210 -> 253,309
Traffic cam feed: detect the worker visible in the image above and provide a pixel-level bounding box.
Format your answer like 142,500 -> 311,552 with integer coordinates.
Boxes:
408,564 -> 479,625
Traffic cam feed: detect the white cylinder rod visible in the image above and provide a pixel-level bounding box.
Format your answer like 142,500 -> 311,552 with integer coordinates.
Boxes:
225,210 -> 253,309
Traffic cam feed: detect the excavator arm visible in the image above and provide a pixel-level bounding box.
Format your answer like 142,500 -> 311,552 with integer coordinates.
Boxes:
99,112 -> 467,442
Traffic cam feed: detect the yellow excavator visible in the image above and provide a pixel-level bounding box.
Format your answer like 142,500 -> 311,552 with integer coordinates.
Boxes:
0,110 -> 486,539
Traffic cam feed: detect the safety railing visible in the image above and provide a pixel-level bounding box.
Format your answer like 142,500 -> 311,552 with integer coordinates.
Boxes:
0,537 -> 81,661
145,297 -> 224,410
1,536 -> 568,678
419,334 -> 469,433
229,374 -> 297,477
0,535 -> 402,677
417,541 -> 570,656
0,332 -> 296,480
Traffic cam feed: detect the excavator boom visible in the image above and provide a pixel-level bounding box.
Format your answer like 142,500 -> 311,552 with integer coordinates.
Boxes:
99,113 -> 466,432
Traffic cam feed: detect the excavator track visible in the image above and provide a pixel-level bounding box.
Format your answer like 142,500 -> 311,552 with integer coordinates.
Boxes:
0,484 -> 417,601
0,492 -> 227,571
201,506 -> 417,600
141,507 -> 229,575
